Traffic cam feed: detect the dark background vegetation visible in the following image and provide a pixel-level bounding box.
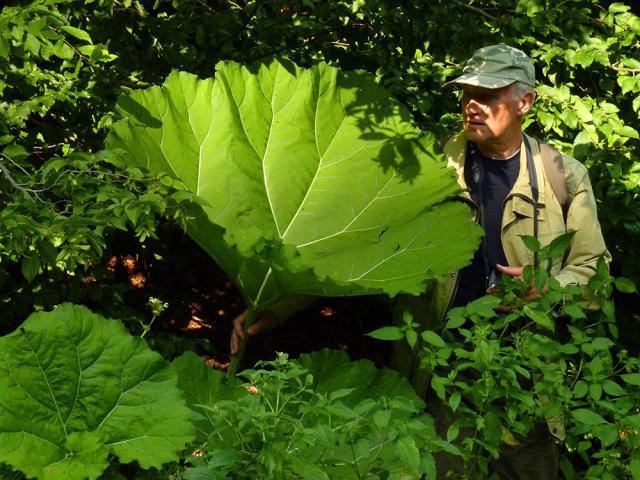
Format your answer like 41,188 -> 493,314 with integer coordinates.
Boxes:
0,0 -> 638,365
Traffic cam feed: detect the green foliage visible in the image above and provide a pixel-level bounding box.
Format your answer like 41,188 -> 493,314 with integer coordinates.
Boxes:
106,59 -> 481,309
175,349 -> 454,479
0,303 -> 195,479
371,240 -> 640,478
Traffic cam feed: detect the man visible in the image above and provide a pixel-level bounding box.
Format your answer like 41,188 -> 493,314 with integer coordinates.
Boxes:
391,44 -> 610,479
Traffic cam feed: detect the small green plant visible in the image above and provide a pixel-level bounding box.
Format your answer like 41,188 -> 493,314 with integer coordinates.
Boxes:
141,296 -> 169,338
174,349 -> 456,479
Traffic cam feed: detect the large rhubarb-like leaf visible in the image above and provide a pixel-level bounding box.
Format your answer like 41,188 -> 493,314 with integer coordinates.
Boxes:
0,304 -> 195,479
107,59 -> 481,311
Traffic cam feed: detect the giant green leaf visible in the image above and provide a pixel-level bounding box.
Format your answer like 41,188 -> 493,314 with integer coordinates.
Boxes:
107,59 -> 481,311
0,304 -> 195,480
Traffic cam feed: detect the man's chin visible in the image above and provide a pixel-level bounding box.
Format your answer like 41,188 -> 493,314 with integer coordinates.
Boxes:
463,129 -> 489,143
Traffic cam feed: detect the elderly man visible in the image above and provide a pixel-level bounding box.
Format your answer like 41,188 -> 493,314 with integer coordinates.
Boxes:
391,44 -> 610,479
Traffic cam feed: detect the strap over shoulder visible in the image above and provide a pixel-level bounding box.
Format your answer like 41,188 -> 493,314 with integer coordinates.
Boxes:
538,141 -> 570,221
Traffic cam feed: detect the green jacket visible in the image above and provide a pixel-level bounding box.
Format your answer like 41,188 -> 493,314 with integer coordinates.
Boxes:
391,132 -> 611,398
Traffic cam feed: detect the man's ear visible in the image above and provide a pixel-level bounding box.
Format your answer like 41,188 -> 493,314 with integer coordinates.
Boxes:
518,91 -> 535,115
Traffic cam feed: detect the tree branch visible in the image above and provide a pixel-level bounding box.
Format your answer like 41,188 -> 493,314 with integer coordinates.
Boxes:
612,65 -> 640,73
455,1 -> 498,21
0,153 -> 45,202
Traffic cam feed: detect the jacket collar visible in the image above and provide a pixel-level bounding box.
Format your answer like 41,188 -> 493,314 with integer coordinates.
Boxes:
443,131 -> 547,207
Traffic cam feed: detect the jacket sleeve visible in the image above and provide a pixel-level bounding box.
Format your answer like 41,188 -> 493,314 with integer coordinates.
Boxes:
268,294 -> 317,324
554,156 -> 611,288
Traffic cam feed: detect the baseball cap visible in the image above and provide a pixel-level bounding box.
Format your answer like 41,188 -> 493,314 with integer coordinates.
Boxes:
444,44 -> 535,89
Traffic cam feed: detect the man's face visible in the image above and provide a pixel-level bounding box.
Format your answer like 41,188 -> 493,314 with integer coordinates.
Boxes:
461,84 -> 522,146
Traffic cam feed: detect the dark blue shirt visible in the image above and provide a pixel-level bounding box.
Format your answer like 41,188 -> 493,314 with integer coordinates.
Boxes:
451,143 -> 520,308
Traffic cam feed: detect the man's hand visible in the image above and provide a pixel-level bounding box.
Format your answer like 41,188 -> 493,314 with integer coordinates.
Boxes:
230,309 -> 278,355
495,264 -> 523,279
495,263 -> 548,301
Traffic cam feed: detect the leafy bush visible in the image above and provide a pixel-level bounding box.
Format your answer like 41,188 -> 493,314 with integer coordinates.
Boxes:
175,349 -> 454,479
0,303 -> 195,479
371,237 -> 640,478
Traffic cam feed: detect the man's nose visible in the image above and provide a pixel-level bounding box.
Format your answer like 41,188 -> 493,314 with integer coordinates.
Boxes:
464,98 -> 483,115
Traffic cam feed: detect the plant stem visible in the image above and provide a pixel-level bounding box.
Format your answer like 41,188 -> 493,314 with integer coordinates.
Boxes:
227,306 -> 256,378
140,314 -> 157,338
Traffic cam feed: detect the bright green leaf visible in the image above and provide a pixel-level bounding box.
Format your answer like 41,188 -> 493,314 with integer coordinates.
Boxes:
21,255 -> 40,282
572,409 -> 607,426
367,326 -> 404,341
622,373 -> 640,386
106,60 -> 482,314
523,305 -> 554,332
520,235 -> 541,252
0,304 -> 195,480
421,330 -> 447,348
448,392 -> 461,412
602,379 -> 626,397
615,277 -> 637,293
60,26 -> 92,44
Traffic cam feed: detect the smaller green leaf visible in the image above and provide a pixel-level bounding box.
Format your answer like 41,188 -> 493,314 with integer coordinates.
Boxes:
591,337 -> 614,351
621,373 -> 640,386
421,330 -> 447,348
366,326 -> 403,341
593,424 -> 619,447
329,388 -> 356,401
547,232 -> 575,259
534,268 -> 548,291
24,34 -> 40,55
602,379 -> 626,397
572,408 -> 607,426
619,126 -> 640,139
406,329 -> 418,349
0,36 -> 9,59
609,2 -> 630,13
573,380 -> 588,398
602,300 -> 615,319
125,205 -> 140,225
520,235 -> 541,252
558,343 -> 579,354
523,306 -> 554,332
60,26 -> 92,44
446,423 -> 459,442
373,410 -> 391,429
396,436 -> 420,472
445,308 -> 465,330
615,277 -> 637,293
21,256 -> 40,283
563,304 -> 586,320
448,392 -> 461,412
466,295 -> 501,318
618,76 -> 639,94
589,383 -> 603,401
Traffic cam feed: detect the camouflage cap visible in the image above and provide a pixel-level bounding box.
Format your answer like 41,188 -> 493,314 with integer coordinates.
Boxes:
444,44 -> 535,89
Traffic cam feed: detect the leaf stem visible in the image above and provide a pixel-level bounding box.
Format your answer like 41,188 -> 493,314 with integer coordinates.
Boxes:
227,306 -> 256,378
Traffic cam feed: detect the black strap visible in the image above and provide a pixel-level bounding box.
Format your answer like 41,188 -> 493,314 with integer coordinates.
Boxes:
523,136 -> 539,267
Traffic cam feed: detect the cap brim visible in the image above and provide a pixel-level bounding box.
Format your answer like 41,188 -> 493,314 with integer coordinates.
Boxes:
443,74 -> 517,89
